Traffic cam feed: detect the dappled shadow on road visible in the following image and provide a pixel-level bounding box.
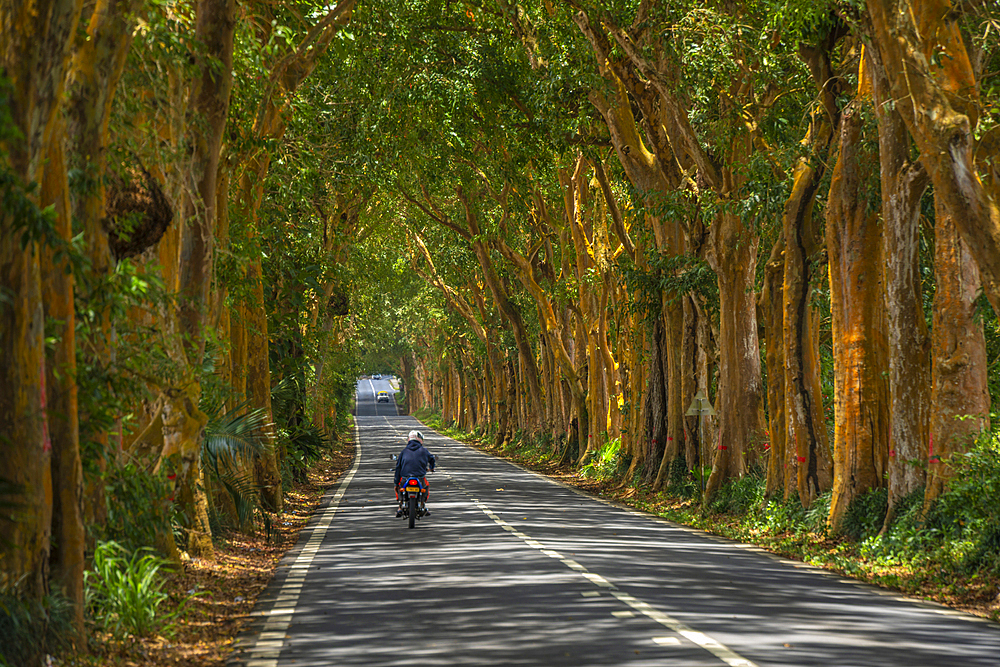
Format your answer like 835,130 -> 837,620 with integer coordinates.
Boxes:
457,454 -> 1000,667
256,414 -> 1000,667
280,415 -> 717,666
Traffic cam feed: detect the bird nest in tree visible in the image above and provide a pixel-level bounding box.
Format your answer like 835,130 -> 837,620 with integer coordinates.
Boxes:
104,156 -> 173,260
328,286 -> 349,316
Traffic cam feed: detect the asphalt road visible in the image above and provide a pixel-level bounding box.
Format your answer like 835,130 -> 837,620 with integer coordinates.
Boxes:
356,376 -> 399,417
229,385 -> 1000,667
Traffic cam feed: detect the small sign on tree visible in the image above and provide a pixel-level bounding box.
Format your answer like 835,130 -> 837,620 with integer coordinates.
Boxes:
685,390 -> 716,417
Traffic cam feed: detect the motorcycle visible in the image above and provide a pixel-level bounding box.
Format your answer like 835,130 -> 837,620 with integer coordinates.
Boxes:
391,454 -> 430,529
399,476 -> 428,529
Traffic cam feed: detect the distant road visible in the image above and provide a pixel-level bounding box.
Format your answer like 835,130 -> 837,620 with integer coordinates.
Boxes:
231,384 -> 1000,667
355,376 -> 398,417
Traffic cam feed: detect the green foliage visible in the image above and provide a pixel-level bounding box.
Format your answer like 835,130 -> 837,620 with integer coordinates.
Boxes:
85,541 -> 178,639
841,488 -> 889,542
580,438 -> 623,479
100,462 -> 175,557
757,493 -> 807,534
978,296 -> 1000,420
0,587 -> 72,667
0,77 -> 66,257
271,376 -> 332,485
664,456 -> 699,499
75,261 -> 178,479
924,435 -> 1000,570
283,422 -> 331,484
622,251 -> 719,322
202,403 -> 272,533
710,473 -> 765,515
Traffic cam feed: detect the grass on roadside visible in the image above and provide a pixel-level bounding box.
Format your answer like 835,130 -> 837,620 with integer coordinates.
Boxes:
44,426 -> 357,667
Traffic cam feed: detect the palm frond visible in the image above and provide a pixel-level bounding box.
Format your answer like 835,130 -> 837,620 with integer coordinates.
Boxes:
200,403 -> 274,534
202,405 -> 272,468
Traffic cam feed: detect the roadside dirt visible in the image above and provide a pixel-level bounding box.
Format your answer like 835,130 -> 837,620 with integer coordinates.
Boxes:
75,432 -> 356,667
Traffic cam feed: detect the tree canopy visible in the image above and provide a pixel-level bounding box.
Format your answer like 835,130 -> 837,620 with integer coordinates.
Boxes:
2,0 -> 999,660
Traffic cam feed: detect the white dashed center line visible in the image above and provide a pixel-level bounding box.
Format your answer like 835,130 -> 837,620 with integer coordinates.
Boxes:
470,497 -> 759,667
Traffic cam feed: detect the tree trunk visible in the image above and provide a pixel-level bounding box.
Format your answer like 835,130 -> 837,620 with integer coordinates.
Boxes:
654,216 -> 686,489
161,389 -> 212,556
643,314 -> 668,481
0,234 -> 52,601
68,0 -> 141,550
41,118 -> 85,640
654,292 -> 684,489
705,211 -> 765,499
924,198 -> 990,509
761,237 -> 788,499
866,0 -> 1000,316
172,0 -> 237,559
471,232 -> 544,433
243,196 -> 283,513
782,155 -> 833,506
0,0 -> 81,602
826,104 -> 891,533
869,47 -> 932,528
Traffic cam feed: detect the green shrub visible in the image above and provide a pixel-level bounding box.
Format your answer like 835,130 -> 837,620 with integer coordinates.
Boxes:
760,494 -> 807,533
804,491 -> 832,534
580,438 -> 622,479
924,435 -> 1000,570
665,455 -> 698,499
101,462 -> 175,556
202,404 -> 272,533
710,473 -> 764,515
0,587 -> 72,666
282,422 -> 330,484
841,487 -> 888,541
85,541 -> 173,639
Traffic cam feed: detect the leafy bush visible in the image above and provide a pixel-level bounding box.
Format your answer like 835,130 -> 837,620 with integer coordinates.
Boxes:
804,491 -> 832,534
101,462 -> 175,556
750,490 -> 829,537
580,438 -> 622,479
841,487 -> 888,541
284,422 -> 331,483
759,494 -> 808,533
665,455 -> 699,499
924,435 -> 1000,570
202,403 -> 272,532
0,587 -> 72,666
710,473 -> 764,515
85,541 -> 174,639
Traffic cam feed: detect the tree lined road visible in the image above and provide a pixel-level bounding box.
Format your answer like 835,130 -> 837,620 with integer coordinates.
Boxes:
230,407 -> 1000,667
356,377 -> 399,417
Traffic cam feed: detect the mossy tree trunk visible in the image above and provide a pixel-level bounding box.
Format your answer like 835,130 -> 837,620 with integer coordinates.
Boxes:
40,116 -> 86,642
866,0 -> 1000,315
868,45 -> 932,529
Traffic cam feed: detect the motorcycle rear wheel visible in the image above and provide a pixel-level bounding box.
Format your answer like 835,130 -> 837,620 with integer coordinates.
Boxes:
408,496 -> 417,529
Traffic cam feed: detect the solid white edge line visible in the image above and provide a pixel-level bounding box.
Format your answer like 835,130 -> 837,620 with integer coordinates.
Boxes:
240,418 -> 363,667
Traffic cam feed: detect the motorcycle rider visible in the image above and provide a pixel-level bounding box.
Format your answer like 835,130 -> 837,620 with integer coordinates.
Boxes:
394,430 -> 436,517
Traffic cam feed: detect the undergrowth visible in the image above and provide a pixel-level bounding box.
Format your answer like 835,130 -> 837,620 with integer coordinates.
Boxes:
0,587 -> 73,667
85,541 -> 191,640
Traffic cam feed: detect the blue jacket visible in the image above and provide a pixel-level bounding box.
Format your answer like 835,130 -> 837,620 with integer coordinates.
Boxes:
395,439 -> 436,486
